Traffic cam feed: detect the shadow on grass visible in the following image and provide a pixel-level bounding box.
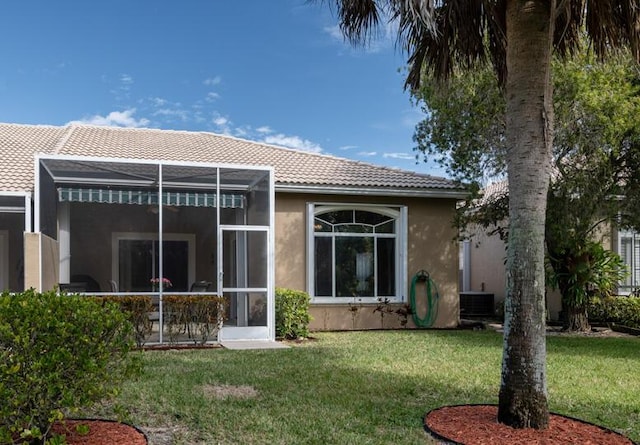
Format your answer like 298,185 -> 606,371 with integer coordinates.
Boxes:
412,326 -> 639,360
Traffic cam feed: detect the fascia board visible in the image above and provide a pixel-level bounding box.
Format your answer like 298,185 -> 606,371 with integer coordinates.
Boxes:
275,183 -> 467,199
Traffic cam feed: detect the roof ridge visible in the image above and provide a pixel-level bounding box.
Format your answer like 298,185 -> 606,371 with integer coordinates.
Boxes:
63,123 -> 442,180
52,123 -> 77,154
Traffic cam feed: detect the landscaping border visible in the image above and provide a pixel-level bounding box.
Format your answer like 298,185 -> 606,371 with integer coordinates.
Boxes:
423,404 -> 638,445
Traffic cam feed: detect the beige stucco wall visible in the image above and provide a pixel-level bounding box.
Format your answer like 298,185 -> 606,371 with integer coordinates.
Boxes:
24,232 -> 59,292
24,233 -> 39,290
467,220 -> 617,321
275,193 -> 460,330
467,226 -> 506,302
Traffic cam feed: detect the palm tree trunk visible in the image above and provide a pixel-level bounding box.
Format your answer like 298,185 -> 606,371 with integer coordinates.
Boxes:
563,303 -> 591,332
498,0 -> 554,429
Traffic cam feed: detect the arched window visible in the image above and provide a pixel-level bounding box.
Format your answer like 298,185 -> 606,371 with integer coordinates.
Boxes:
308,204 -> 406,302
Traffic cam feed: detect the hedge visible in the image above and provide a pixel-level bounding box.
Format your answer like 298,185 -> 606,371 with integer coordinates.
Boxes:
588,296 -> 640,329
0,290 -> 140,444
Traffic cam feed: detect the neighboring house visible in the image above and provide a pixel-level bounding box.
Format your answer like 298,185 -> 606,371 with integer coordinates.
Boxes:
0,123 -> 466,341
462,181 -> 632,321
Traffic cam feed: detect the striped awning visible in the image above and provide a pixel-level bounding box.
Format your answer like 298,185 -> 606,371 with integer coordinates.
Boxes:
57,187 -> 244,209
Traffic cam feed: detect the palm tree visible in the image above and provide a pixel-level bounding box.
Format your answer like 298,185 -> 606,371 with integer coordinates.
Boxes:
322,0 -> 640,429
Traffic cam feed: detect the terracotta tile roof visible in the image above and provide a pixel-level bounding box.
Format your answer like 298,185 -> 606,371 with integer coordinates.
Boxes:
0,124 -> 69,191
0,122 -> 463,195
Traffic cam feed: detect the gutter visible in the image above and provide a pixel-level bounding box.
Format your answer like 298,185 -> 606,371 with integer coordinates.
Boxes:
275,183 -> 468,199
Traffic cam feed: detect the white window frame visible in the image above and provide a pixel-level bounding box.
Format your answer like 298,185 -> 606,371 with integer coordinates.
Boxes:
618,229 -> 640,295
306,203 -> 407,304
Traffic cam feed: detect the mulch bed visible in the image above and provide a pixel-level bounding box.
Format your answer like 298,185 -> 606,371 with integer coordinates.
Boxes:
50,419 -> 147,445
424,405 -> 636,445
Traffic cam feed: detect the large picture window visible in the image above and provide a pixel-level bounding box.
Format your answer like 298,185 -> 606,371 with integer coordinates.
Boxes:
619,230 -> 640,294
308,204 -> 406,302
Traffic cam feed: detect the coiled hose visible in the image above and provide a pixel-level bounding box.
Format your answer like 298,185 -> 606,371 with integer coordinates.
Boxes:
410,270 -> 439,327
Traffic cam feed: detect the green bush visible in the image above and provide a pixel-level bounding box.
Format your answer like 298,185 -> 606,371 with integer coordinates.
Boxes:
0,290 -> 140,444
164,295 -> 227,344
275,288 -> 312,339
588,296 -> 640,329
94,295 -> 154,347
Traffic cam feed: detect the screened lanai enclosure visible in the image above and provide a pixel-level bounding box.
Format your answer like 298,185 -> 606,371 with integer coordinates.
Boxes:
35,155 -> 274,343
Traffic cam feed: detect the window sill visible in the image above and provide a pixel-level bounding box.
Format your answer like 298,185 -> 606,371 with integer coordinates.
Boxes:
311,297 -> 404,305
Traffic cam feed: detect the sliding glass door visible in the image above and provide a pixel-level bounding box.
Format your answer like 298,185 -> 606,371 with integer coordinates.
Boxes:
115,234 -> 195,293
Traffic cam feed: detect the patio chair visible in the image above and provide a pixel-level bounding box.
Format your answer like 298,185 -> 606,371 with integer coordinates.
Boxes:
190,281 -> 212,292
59,282 -> 87,293
71,274 -> 101,292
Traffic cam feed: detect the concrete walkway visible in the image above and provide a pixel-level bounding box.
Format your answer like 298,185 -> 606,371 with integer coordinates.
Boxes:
220,340 -> 290,350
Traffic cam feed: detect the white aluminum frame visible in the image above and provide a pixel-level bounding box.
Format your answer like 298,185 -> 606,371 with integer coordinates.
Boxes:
34,154 -> 275,342
306,202 -> 408,304
618,229 -> 640,295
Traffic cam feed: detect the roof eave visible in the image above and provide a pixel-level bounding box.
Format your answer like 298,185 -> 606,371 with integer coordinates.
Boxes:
275,183 -> 467,199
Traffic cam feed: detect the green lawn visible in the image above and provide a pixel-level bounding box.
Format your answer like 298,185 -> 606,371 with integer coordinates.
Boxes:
89,331 -> 640,444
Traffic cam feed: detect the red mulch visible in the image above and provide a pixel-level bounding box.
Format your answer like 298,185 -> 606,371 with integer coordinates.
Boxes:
50,419 -> 147,445
425,405 -> 635,445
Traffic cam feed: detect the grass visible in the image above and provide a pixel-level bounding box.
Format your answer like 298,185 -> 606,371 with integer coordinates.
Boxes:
88,330 -> 640,444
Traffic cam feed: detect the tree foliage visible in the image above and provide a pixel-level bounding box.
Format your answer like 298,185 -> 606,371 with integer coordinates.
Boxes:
321,0 -> 640,429
414,49 -> 640,330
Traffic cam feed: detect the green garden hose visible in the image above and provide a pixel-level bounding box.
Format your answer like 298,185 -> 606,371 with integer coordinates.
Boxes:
410,270 -> 439,327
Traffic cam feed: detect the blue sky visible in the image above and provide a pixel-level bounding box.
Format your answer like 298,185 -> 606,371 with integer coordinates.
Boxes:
0,1 -> 443,176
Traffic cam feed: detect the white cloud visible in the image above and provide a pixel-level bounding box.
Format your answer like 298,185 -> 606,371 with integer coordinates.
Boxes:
153,108 -> 189,121
120,74 -> 134,85
203,76 -> 222,86
383,152 -> 414,161
324,25 -> 343,42
339,145 -> 358,150
358,151 -> 377,157
151,97 -> 167,107
69,108 -> 149,128
256,126 -> 273,134
262,134 -> 323,153
234,127 -> 249,137
213,116 -> 228,126
211,113 -> 233,135
205,92 -> 220,102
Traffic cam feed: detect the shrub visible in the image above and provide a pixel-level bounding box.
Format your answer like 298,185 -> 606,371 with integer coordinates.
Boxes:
275,288 -> 311,339
588,296 -> 640,329
94,295 -> 154,347
163,295 -> 226,344
0,290 -> 140,444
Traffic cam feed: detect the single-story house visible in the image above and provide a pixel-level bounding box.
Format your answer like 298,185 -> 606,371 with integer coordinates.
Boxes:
461,181 -> 638,320
0,122 -> 466,342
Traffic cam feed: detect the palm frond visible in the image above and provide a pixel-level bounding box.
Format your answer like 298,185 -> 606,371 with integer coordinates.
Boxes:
485,0 -> 507,88
334,0 -> 383,45
398,0 -> 496,89
584,0 -> 640,62
553,0 -> 584,57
